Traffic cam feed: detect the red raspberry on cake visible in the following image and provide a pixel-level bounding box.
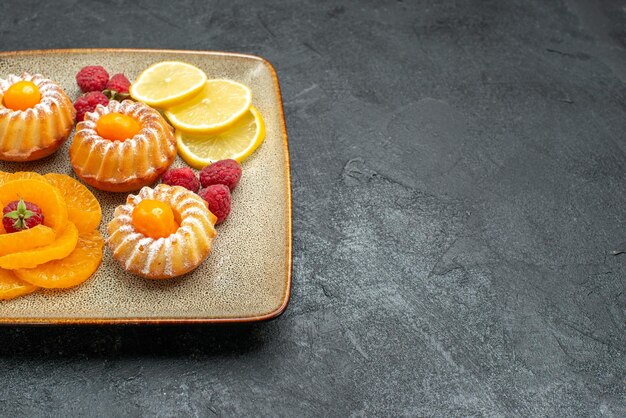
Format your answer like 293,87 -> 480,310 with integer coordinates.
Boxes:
76,65 -> 109,92
199,159 -> 242,191
198,184 -> 231,224
74,91 -> 109,122
161,167 -> 200,192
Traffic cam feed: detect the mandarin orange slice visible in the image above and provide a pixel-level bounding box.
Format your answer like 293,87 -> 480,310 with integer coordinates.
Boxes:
0,268 -> 38,300
15,230 -> 103,289
0,171 -> 46,183
43,173 -> 102,233
0,179 -> 68,233
0,222 -> 78,270
0,224 -> 56,256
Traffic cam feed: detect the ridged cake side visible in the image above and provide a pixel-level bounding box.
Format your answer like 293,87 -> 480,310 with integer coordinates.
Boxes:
70,100 -> 176,192
0,73 -> 75,161
107,184 -> 218,279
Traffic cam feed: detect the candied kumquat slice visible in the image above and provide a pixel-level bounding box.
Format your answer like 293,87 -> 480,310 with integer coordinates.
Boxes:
0,179 -> 68,233
15,230 -> 103,289
43,173 -> 102,233
0,222 -> 78,270
0,224 -> 56,256
0,268 -> 37,300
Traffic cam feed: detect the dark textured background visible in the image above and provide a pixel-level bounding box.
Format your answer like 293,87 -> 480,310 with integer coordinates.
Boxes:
0,0 -> 625,416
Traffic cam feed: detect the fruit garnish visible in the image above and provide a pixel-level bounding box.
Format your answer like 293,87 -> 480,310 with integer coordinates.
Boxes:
2,198 -> 44,233
103,73 -> 131,100
132,199 -> 179,239
43,173 -> 102,233
0,171 -> 45,184
198,184 -> 231,224
161,167 -> 200,192
15,230 -> 103,289
199,159 -> 242,191
0,225 -> 56,257
0,222 -> 78,270
2,80 -> 41,111
130,61 -> 207,107
76,65 -> 109,93
0,178 -> 68,233
176,106 -> 265,168
164,79 -> 252,133
0,172 -> 103,298
96,112 -> 142,141
74,91 -> 109,122
0,268 -> 37,300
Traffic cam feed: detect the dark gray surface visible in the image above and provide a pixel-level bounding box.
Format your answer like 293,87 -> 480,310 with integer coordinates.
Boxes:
0,0 -> 625,416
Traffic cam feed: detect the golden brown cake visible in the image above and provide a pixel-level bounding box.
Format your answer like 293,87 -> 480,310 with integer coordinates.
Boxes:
70,100 -> 176,192
0,73 -> 75,161
107,184 -> 217,279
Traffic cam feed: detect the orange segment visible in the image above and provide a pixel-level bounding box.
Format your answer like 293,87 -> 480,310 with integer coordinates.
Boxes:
0,178 -> 68,233
0,171 -> 46,184
0,224 -> 56,256
0,222 -> 78,270
0,268 -> 38,300
43,173 -> 102,233
15,230 -> 103,289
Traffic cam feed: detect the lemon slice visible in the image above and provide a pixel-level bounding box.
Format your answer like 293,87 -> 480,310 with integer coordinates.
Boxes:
129,61 -> 207,107
164,79 -> 252,133
176,106 -> 265,169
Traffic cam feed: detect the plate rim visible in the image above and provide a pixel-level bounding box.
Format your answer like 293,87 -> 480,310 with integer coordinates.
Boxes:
0,48 -> 292,325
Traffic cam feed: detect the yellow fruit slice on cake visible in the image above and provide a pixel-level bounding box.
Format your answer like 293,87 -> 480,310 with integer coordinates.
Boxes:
164,79 -> 252,133
176,106 -> 265,169
129,61 -> 207,107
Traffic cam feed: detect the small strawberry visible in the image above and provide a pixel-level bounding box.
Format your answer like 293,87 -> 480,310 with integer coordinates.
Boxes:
2,198 -> 45,233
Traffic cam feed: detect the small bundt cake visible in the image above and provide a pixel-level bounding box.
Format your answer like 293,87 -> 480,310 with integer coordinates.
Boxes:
0,73 -> 75,161
107,184 -> 217,279
70,100 -> 176,192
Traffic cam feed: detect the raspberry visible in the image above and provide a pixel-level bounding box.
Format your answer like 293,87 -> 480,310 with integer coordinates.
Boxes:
2,198 -> 45,233
161,167 -> 200,192
106,73 -> 131,94
198,185 -> 231,224
199,159 -> 242,191
74,91 -> 109,122
76,65 -> 109,93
